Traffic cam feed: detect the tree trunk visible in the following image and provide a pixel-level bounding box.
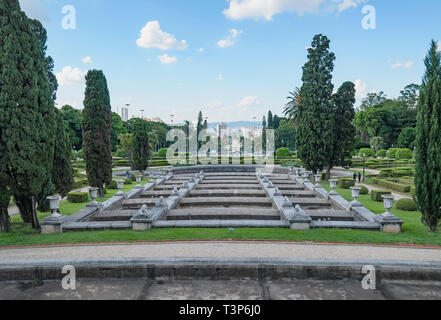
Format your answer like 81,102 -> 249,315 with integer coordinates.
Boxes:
30,196 -> 40,230
326,166 -> 332,181
0,206 -> 11,233
14,194 -> 32,223
99,186 -> 104,199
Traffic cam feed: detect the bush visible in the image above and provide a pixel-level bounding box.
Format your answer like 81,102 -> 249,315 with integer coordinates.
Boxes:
72,178 -> 88,189
396,198 -> 418,211
396,148 -> 413,160
375,179 -> 411,193
388,148 -> 400,159
338,179 -> 355,189
107,181 -> 118,189
371,190 -> 392,202
158,148 -> 168,158
376,149 -> 387,158
67,192 -> 89,203
276,148 -> 291,158
359,148 -> 373,158
360,186 -> 369,195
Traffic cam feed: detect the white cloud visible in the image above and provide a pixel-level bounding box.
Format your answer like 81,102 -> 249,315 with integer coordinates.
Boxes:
198,48 -> 204,52
218,29 -> 243,48
56,66 -> 87,86
19,0 -> 50,23
336,0 -> 367,12
237,96 -> 261,108
390,60 -> 414,69
206,101 -> 223,108
82,56 -> 93,64
158,54 -> 178,64
136,21 -> 188,50
223,0 -> 366,21
354,79 -> 368,102
217,74 -> 224,81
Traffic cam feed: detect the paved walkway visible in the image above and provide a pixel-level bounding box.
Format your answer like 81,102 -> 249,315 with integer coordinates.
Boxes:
1,241 -> 441,263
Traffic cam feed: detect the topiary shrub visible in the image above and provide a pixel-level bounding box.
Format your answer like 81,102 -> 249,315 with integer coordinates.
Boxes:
124,178 -> 133,185
276,147 -> 291,158
158,148 -> 168,158
371,190 -> 392,202
67,192 -> 89,203
338,179 -> 355,189
396,198 -> 418,211
107,181 -> 118,189
360,186 -> 369,195
359,148 -> 373,158
376,149 -> 387,158
396,148 -> 413,160
388,148 -> 400,159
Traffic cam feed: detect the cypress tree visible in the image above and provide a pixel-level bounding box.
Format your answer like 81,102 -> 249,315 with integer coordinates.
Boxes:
415,40 -> 441,232
82,70 -> 112,198
0,0 -> 56,229
297,34 -> 335,173
325,81 -> 356,177
267,111 -> 274,128
132,118 -> 150,172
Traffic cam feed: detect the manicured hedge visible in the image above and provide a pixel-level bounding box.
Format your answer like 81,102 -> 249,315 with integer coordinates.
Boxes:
67,192 -> 89,203
276,148 -> 291,158
396,149 -> 413,160
376,149 -> 387,158
72,178 -> 88,189
396,198 -> 418,211
371,190 -> 392,202
374,179 -> 411,193
338,179 -> 355,189
359,148 -> 373,157
158,148 -> 168,158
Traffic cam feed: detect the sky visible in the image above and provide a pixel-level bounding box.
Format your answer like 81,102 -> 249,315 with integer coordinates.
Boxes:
18,0 -> 441,124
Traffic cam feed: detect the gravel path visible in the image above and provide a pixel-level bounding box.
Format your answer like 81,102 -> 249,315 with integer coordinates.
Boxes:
1,241 -> 441,263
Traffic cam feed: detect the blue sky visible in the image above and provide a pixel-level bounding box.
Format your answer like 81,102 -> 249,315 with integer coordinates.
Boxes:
19,0 -> 441,123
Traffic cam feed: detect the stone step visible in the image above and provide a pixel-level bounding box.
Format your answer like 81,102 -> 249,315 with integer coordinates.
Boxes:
140,191 -> 172,198
194,184 -> 263,190
280,191 -> 315,198
189,190 -> 267,198
204,176 -> 258,181
275,185 -> 305,191
271,180 -> 295,184
166,208 -> 281,221
91,210 -> 137,222
154,185 -> 184,190
289,198 -> 332,208
122,199 -> 158,210
305,210 -> 355,222
199,180 -> 259,185
179,197 -> 273,208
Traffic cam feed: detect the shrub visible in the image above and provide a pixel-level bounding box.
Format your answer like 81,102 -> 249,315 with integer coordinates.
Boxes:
371,190 -> 392,202
376,149 -> 387,158
359,148 -> 373,158
396,198 -> 418,212
338,179 -> 355,189
276,148 -> 291,158
360,186 -> 369,195
388,148 -> 401,159
396,148 -> 413,160
67,192 -> 89,203
158,148 -> 168,158
375,179 -> 411,193
107,181 -> 118,189
72,178 -> 88,189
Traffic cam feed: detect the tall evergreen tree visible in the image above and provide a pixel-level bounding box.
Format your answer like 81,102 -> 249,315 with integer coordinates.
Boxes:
415,41 -> 441,232
0,0 -> 56,229
132,119 -> 150,172
267,111 -> 274,128
297,34 -> 335,173
262,116 -> 267,129
325,81 -> 356,177
82,70 -> 112,198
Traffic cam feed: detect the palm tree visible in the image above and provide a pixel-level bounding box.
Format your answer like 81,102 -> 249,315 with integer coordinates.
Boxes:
284,87 -> 301,127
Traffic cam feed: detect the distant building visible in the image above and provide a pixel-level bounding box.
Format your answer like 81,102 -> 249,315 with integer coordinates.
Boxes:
121,107 -> 129,122
217,123 -> 228,138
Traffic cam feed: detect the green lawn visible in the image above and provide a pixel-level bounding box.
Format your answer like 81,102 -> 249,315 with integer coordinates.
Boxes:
1,179 -> 440,248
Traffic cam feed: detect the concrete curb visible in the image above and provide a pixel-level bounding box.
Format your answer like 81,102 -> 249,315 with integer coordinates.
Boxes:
1,258 -> 441,282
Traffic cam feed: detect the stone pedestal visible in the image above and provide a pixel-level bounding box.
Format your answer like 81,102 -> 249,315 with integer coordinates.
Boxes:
131,217 -> 153,231
375,214 -> 403,234
40,215 -> 67,234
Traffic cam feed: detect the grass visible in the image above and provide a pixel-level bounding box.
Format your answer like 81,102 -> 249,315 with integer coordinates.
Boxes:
1,179 -> 440,248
